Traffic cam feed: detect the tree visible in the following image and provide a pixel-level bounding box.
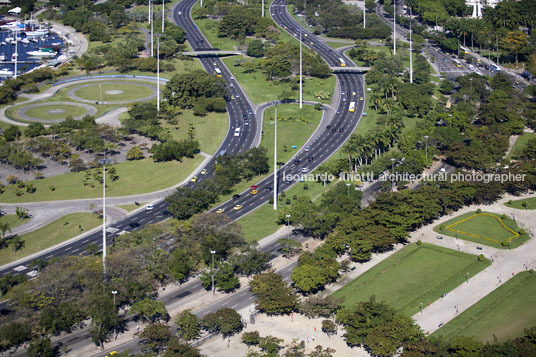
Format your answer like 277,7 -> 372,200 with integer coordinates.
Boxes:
126,146 -> 144,160
138,322 -> 172,354
25,123 -> 46,138
175,310 -> 200,341
168,248 -> 195,282
40,302 -> 84,335
0,320 -> 33,349
277,238 -> 302,257
200,308 -> 242,337
200,262 -> 240,293
3,125 -> 21,141
321,320 -> 337,337
259,335 -> 283,355
439,80 -> 455,95
88,292 -> 123,348
164,337 -> 204,357
130,298 -> 169,322
247,39 -> 265,57
308,345 -> 336,357
250,270 -> 298,315
242,331 -> 260,346
27,337 -> 55,357
300,295 -> 340,318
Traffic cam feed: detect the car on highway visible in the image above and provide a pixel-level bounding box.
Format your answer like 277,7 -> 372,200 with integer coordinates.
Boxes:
191,176 -> 198,182
250,189 -> 258,195
342,97 -> 346,102
248,109 -> 253,115
331,128 -> 336,132
106,352 -> 119,357
307,156 -> 314,161
339,128 -> 344,132
232,194 -> 240,200
244,119 -> 249,126
216,208 -> 225,213
341,81 -> 345,85
352,91 -> 356,96
231,95 -> 235,100
301,167 -> 309,173
200,169 -> 207,175
146,204 -> 154,211
236,94 -> 240,98
341,91 -> 346,96
305,146 -> 310,151
129,222 -> 140,229
360,97 -> 363,101
230,76 -> 234,80
251,185 -> 258,190
178,11 -> 181,15
264,186 -> 272,191
294,159 -> 301,164
233,204 -> 243,210
243,114 -> 247,119
213,61 -> 217,66
229,83 -> 234,87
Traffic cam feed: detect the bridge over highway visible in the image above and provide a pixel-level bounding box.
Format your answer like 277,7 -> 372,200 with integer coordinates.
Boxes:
182,50 -> 245,57
330,66 -> 370,73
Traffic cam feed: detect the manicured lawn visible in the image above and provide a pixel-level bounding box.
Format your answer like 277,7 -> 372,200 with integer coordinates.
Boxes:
0,215 -> 29,230
332,243 -> 491,317
162,109 -> 229,155
507,132 -> 536,160
432,271 -> 536,342
0,156 -> 204,203
434,211 -> 530,249
116,203 -> 145,212
261,104 -> 322,171
222,56 -> 336,105
24,104 -> 87,120
0,212 -> 102,265
74,82 -> 155,102
325,41 -> 353,49
504,197 -> 536,210
215,104 -> 321,205
192,4 -> 241,51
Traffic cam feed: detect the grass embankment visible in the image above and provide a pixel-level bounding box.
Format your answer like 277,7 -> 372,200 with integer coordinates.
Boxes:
222,56 -> 336,105
332,243 -> 491,317
506,132 -> 536,160
116,203 -> 146,212
162,109 -> 228,155
434,211 -> 530,249
0,156 -> 204,203
504,197 -> 536,210
0,213 -> 102,265
432,271 -> 536,342
0,215 -> 29,230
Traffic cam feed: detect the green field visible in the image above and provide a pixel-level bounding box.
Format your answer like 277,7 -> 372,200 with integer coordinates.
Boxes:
325,41 -> 353,49
74,83 -> 155,102
116,203 -> 145,212
222,56 -> 336,105
507,132 -> 536,160
332,243 -> 491,317
0,215 -> 28,230
432,271 -> 536,342
162,109 -> 228,155
24,104 -> 88,120
261,104 -> 322,171
0,212 -> 102,265
504,197 -> 536,210
0,156 -> 204,203
435,211 -> 530,249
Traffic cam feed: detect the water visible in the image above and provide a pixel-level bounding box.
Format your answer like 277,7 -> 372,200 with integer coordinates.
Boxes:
0,29 -> 64,79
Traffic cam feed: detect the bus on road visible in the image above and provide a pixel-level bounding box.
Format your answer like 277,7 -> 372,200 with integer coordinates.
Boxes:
338,58 -> 346,67
214,68 -> 222,77
349,101 -> 356,112
459,46 -> 469,54
490,63 -> 501,71
452,59 -> 462,68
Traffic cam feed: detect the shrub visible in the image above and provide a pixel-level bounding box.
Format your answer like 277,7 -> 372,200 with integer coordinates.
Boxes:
241,331 -> 260,346
476,208 -> 482,214
501,214 -> 507,220
416,240 -> 422,245
478,254 -> 486,261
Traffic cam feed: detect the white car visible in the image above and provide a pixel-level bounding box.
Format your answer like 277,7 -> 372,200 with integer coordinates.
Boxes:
234,127 -> 241,137
146,204 -> 154,211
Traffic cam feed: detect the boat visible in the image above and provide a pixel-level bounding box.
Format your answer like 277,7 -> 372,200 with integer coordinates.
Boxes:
20,38 -> 30,44
26,48 -> 57,57
0,54 -> 5,61
25,29 -> 49,37
0,68 -> 14,76
11,53 -> 17,61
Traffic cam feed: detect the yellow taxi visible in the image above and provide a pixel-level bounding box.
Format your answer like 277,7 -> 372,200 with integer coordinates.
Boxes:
216,208 -> 225,213
190,176 -> 198,182
250,189 -> 258,195
233,204 -> 243,210
200,169 -> 207,175
359,97 -> 364,101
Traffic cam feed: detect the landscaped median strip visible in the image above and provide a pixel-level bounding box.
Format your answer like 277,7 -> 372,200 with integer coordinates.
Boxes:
446,213 -> 519,244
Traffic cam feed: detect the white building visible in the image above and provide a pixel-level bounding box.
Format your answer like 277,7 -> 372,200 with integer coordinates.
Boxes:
466,0 -> 504,18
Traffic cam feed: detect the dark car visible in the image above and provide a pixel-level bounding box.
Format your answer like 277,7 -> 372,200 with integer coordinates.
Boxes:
339,128 -> 344,132
326,125 -> 331,129
522,71 -> 533,80
307,156 -> 314,161
232,194 -> 240,200
264,186 -> 272,192
243,114 -> 247,119
294,159 -> 301,164
331,128 -> 336,132
341,81 -> 345,85
128,222 -> 140,229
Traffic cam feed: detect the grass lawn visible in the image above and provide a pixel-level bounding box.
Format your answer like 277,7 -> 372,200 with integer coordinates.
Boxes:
116,203 -> 145,212
504,197 -> 536,210
192,4 -> 241,51
325,41 -> 353,49
0,212 -> 102,265
222,56 -> 336,105
332,243 -> 491,317
0,215 -> 29,230
238,178 -> 332,242
74,82 -> 155,102
506,132 -> 536,160
432,271 -> 536,342
434,211 -> 530,249
24,104 -> 87,120
215,104 -> 321,206
162,109 -> 228,155
0,156 -> 204,203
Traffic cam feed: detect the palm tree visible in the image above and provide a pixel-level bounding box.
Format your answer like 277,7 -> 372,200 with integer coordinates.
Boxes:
0,222 -> 11,249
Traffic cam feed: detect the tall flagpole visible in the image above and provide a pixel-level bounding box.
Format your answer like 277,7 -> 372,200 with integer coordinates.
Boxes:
102,164 -> 106,275
262,0 -> 264,17
299,31 -> 303,109
157,37 -> 160,112
151,3 -> 154,57
393,0 -> 396,55
363,2 -> 366,28
162,0 -> 165,33
14,29 -> 18,79
148,0 -> 151,24
409,7 -> 413,83
273,106 -> 277,210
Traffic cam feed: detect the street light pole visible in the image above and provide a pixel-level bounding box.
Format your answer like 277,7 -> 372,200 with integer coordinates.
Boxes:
409,7 -> 413,83
148,0 -> 151,24
363,2 -> 366,29
262,0 -> 264,17
393,0 -> 396,55
273,106 -> 278,210
102,164 -> 107,275
391,158 -> 396,191
157,35 -> 160,112
112,290 -> 117,305
286,214 -> 291,238
162,0 -> 165,33
14,29 -> 18,79
151,2 -> 154,57
346,183 -> 351,197
299,31 -> 303,109
424,135 -> 429,160
211,250 -> 216,295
